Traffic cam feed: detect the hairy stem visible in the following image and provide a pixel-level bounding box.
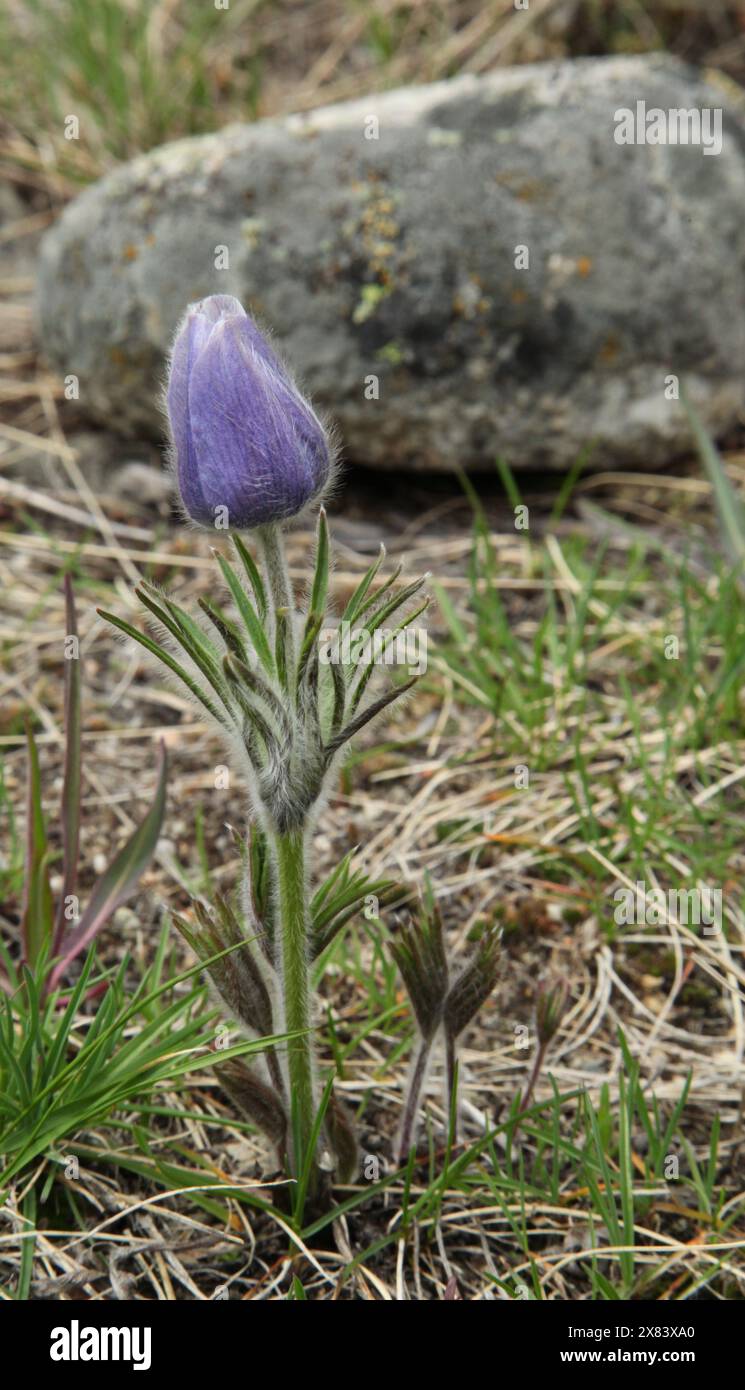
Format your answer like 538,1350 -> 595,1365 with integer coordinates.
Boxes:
266,1045 -> 287,1104
397,1036 -> 432,1164
273,826 -> 316,1185
257,523 -> 296,686
445,1030 -> 457,1145
518,1039 -> 547,1122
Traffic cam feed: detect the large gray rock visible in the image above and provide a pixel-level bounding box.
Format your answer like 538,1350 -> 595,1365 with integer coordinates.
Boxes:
37,56 -> 745,472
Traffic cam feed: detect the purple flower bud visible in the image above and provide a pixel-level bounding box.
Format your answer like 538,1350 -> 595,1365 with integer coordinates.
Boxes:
166,295 -> 331,529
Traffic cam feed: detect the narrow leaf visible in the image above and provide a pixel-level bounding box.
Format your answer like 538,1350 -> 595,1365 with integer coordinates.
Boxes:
223,656 -> 282,750
232,533 -> 267,621
274,607 -> 290,691
342,545 -> 386,623
135,586 -> 232,715
682,386 -> 745,570
329,655 -> 346,733
47,744 -> 167,991
223,653 -> 290,734
198,596 -> 248,662
309,507 -> 329,617
214,550 -> 274,675
53,575 -> 81,953
360,574 -> 428,643
325,676 -> 418,760
20,724 -> 54,969
297,610 -> 323,691
350,596 -> 429,712
98,608 -> 230,728
219,1057 -> 288,1155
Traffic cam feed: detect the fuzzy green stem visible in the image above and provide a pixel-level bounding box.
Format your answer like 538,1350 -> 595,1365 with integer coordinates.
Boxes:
273,826 -> 316,1184
258,523 -> 295,686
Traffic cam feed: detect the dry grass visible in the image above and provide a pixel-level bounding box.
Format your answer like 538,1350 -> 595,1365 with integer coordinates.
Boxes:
3,1 -> 745,188
1,0 -> 745,1302
1,249 -> 745,1299
2,424 -> 745,1296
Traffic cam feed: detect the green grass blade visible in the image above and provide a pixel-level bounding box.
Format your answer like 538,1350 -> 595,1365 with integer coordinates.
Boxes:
53,574 -> 81,955
20,725 -> 54,970
682,387 -> 745,570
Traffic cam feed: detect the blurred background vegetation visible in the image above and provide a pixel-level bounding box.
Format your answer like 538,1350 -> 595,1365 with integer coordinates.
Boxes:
2,0 -> 745,180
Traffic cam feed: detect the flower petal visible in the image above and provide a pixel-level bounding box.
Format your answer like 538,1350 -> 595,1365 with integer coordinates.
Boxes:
188,318 -> 329,527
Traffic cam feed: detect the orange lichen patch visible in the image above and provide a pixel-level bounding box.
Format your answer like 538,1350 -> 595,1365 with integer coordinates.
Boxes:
598,332 -> 621,364
349,181 -> 405,305
516,182 -> 543,202
494,172 -> 548,203
122,243 -> 139,261
576,255 -> 593,277
511,288 -> 528,305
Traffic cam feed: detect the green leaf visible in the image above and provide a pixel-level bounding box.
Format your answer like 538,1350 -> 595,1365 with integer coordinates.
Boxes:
311,875 -> 409,958
20,724 -> 54,969
136,584 -> 232,715
232,533 -> 267,621
214,550 -> 274,676
18,1187 -> 36,1300
342,545 -> 386,623
326,675 -> 418,760
296,509 -> 330,691
198,596 -> 248,662
274,606 -> 290,691
355,563 -> 402,623
443,922 -> 500,1041
311,848 -> 356,914
218,1057 -> 287,1155
309,507 -> 329,617
47,743 -> 167,991
494,454 -> 523,511
350,596 -> 429,712
223,656 -> 282,751
248,823 -> 272,935
682,387 -> 745,570
53,574 -> 81,955
99,607 -> 230,728
293,1071 -> 335,1224
297,610 -> 323,690
161,594 -> 224,670
223,653 -> 289,735
361,574 -> 428,642
389,892 -> 449,1041
329,655 -> 346,734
